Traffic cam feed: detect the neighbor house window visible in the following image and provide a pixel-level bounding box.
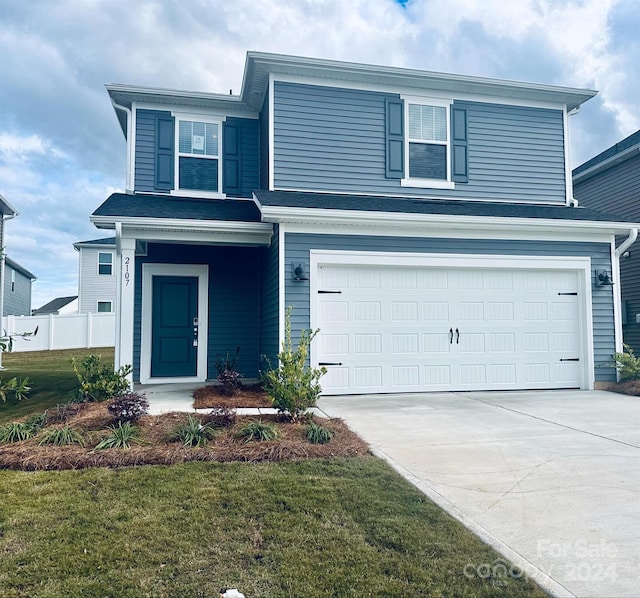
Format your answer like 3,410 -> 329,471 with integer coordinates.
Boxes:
402,98 -> 453,188
177,119 -> 221,192
97,301 -> 112,313
98,252 -> 113,275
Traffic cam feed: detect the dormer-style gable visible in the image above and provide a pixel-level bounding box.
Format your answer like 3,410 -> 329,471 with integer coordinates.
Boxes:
108,52 -> 597,207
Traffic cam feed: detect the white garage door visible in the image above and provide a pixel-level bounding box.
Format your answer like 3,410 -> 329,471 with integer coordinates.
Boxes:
315,264 -> 583,394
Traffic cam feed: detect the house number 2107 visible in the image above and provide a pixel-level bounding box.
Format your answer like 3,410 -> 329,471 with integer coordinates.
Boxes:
124,256 -> 131,286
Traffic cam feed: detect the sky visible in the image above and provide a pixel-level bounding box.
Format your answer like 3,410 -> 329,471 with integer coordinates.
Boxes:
1,0 -> 639,309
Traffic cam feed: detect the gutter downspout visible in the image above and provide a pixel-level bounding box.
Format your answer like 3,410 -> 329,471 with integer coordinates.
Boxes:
0,212 -> 17,370
612,228 -> 639,358
110,98 -> 134,193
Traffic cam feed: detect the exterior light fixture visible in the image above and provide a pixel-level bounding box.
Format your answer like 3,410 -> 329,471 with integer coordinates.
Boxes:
291,263 -> 309,281
595,270 -> 613,286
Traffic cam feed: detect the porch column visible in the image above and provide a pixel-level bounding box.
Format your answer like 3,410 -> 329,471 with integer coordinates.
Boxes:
116,236 -> 136,381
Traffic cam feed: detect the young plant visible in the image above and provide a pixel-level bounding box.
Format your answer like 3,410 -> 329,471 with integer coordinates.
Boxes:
25,411 -> 48,433
613,344 -> 640,382
235,420 -> 278,443
94,421 -> 140,450
306,421 -> 334,445
262,307 -> 326,421
107,392 -> 149,422
171,415 -> 217,447
72,354 -> 132,402
39,426 -> 85,447
204,405 -> 237,428
0,422 -> 36,443
0,377 -> 31,402
216,347 -> 242,396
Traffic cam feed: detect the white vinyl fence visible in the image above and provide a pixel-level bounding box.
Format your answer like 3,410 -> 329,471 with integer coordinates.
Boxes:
2,313 -> 116,352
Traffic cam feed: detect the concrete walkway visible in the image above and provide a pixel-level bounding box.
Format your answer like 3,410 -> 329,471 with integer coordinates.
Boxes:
318,390 -> 640,598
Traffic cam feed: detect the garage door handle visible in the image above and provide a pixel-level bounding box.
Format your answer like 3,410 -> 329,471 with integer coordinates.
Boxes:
456,328 -> 460,344
449,328 -> 453,344
319,362 -> 343,366
559,358 -> 580,362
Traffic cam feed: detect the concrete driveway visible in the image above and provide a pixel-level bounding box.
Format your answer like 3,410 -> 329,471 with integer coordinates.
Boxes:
318,390 -> 640,598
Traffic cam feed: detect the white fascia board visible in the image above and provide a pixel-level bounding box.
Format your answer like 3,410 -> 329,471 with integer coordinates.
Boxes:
0,193 -> 19,217
261,205 -> 640,236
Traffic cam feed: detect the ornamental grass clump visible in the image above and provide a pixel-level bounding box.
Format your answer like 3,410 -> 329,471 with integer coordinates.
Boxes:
306,421 -> 334,445
262,307 -> 326,421
39,426 -> 85,447
235,420 -> 278,443
95,421 -> 140,450
171,415 -> 217,447
0,422 -> 35,443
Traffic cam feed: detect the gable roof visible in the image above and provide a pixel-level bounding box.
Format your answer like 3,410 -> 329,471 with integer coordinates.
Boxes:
5,257 -> 36,281
107,52 -> 597,135
0,193 -> 18,218
33,296 -> 77,315
73,237 -> 116,250
573,129 -> 640,181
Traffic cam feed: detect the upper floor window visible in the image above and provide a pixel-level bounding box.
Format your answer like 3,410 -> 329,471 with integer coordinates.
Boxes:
98,252 -> 113,276
177,119 -> 221,193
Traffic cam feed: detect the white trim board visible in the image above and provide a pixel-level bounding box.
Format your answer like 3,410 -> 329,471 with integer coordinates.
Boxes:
140,264 -> 209,385
309,250 -> 595,391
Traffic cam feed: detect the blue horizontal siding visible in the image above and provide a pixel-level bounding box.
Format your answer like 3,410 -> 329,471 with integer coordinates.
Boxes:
283,233 -> 615,382
259,225 -> 280,370
273,81 -> 567,204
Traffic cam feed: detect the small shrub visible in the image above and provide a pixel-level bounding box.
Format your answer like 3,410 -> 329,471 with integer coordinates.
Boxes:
216,347 -> 242,396
46,402 -> 83,424
171,415 -> 217,447
235,420 -> 278,443
25,411 -> 48,433
0,377 -> 31,402
0,422 -> 35,443
262,307 -> 326,421
204,405 -> 237,428
72,354 -> 132,402
613,344 -> 640,382
39,426 -> 85,447
94,421 -> 140,450
306,421 -> 334,445
107,392 -> 149,422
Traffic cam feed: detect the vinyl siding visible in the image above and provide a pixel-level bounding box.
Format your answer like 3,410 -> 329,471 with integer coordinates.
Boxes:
133,244 -> 261,382
134,109 -> 172,193
259,94 -> 270,190
3,265 -> 32,316
574,152 -> 640,353
77,247 -> 117,313
284,233 -> 616,382
259,225 -> 280,369
273,81 -> 567,204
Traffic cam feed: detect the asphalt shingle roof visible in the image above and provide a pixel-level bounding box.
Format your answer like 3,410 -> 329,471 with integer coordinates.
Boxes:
573,129 -> 640,176
93,193 -> 262,222
33,296 -> 77,315
254,190 -> 636,223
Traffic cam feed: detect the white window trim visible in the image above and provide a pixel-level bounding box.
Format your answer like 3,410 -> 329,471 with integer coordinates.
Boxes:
97,251 -> 114,276
97,300 -> 113,313
400,95 -> 454,190
172,112 -> 225,198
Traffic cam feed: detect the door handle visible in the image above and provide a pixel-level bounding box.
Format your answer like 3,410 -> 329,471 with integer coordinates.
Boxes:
449,328 -> 453,344
456,328 -> 460,344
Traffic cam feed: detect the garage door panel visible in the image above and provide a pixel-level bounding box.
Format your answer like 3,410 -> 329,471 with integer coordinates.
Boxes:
316,264 -> 583,394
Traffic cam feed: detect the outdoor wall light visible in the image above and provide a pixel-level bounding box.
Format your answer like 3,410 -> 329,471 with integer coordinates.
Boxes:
595,269 -> 613,286
291,263 -> 309,281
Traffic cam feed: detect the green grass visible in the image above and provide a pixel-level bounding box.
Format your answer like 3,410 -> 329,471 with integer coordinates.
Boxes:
0,348 -> 114,423
0,459 -> 546,597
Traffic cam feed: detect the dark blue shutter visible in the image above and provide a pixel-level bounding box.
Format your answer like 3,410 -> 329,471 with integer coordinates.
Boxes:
451,107 -> 468,183
385,97 -> 404,179
155,114 -> 175,191
223,121 -> 240,195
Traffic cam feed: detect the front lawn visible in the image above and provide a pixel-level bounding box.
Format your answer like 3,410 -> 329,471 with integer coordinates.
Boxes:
0,459 -> 547,597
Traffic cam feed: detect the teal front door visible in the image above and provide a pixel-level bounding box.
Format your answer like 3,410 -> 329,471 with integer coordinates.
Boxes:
151,276 -> 198,378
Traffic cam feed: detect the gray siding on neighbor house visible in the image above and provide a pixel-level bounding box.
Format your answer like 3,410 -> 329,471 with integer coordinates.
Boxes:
273,81 -> 567,203
575,152 -> 640,353
77,247 -> 117,313
259,225 -> 280,369
283,233 -> 616,382
3,265 -> 32,316
134,109 -> 172,193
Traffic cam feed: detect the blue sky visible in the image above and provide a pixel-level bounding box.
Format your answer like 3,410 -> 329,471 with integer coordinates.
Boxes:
1,0 -> 638,308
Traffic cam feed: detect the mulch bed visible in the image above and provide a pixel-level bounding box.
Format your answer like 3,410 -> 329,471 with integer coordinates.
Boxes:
608,380 -> 640,396
0,402 -> 369,471
193,384 -> 273,408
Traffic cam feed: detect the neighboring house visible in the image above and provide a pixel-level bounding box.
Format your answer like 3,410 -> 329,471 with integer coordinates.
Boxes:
32,296 -> 78,316
73,237 -> 117,313
0,193 -> 19,327
90,52 -> 640,392
573,130 -> 640,354
3,257 -> 36,316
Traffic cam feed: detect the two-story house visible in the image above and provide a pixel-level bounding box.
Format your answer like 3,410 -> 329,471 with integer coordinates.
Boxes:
73,237 -> 117,314
573,130 -> 640,355
91,52 -> 639,393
